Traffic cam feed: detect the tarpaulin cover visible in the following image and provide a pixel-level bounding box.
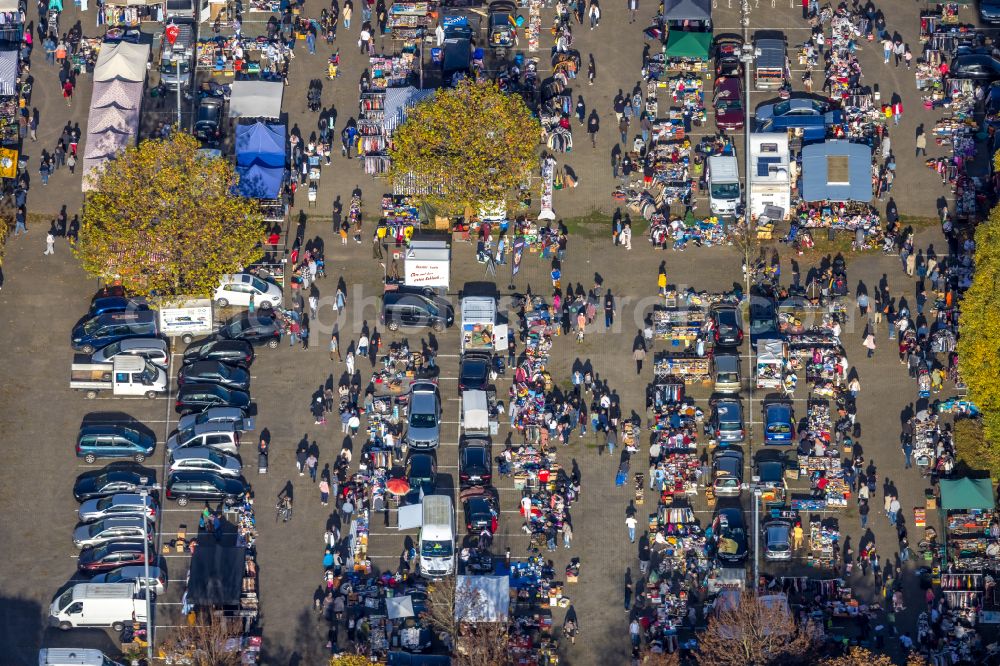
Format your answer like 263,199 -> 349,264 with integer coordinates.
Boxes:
382,86 -> 436,132
664,0 -> 710,21
940,477 -> 995,511
236,163 -> 284,199
455,575 -> 510,622
235,122 -> 286,167
386,595 -> 415,619
187,545 -> 246,605
93,41 -> 150,82
665,30 -> 711,59
0,50 -> 17,96
800,141 -> 873,202
92,78 -> 143,110
229,80 -> 284,119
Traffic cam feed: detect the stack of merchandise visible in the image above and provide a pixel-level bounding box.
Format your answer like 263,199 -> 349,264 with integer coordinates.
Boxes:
808,519 -> 840,568
378,195 -> 420,244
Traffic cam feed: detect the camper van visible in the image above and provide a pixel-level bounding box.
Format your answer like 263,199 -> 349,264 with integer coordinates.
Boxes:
706,155 -> 741,217
418,495 -> 455,577
49,583 -> 148,631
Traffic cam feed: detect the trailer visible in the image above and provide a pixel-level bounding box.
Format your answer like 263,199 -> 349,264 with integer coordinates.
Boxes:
460,296 -> 508,354
755,339 -> 787,390
157,297 -> 214,344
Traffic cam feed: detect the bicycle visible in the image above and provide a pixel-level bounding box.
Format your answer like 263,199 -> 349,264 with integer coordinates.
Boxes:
276,497 -> 293,523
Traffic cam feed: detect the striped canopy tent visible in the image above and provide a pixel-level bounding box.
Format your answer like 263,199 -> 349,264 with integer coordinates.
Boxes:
0,49 -> 17,96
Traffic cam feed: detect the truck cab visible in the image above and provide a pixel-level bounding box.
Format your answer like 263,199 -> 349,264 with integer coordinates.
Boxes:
418,495 -> 455,577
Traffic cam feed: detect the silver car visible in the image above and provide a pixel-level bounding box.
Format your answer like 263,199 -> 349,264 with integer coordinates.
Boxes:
170,446 -> 242,476
73,516 -> 150,549
92,565 -> 166,595
79,493 -> 156,523
91,338 -> 170,367
407,381 -> 441,450
175,406 -> 254,433
166,422 -> 241,456
764,519 -> 793,561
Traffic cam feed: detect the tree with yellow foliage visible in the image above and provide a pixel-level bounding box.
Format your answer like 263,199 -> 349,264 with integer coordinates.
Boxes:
389,79 -> 540,215
76,132 -> 266,298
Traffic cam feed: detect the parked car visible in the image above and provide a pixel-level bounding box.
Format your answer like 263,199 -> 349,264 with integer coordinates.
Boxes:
91,338 -> 170,367
459,352 -> 492,392
176,406 -> 254,433
712,448 -> 745,497
950,54 -> 1000,80
459,437 -> 492,488
748,293 -> 780,343
183,339 -> 255,367
713,34 -> 744,76
214,273 -> 283,309
165,471 -> 250,506
381,287 -> 455,332
175,383 -> 251,415
91,565 -> 167,595
73,516 -> 151,549
713,76 -> 745,131
407,381 -> 441,450
709,304 -> 743,348
76,424 -> 156,464
713,507 -> 749,565
169,447 -> 243,477
79,493 -> 157,523
712,352 -> 741,393
88,293 -> 148,317
763,519 -> 793,560
763,400 -> 795,444
708,398 -> 745,443
78,542 -> 150,574
461,486 -> 499,532
754,98 -> 827,124
214,313 -> 282,349
166,422 -> 243,456
194,97 -> 224,142
403,452 -> 438,505
74,463 -> 157,502
71,310 -> 159,354
178,360 -> 251,392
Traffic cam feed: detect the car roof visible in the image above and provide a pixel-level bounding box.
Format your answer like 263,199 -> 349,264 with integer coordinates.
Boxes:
185,421 -> 238,435
80,424 -> 140,436
171,446 -> 228,460
168,470 -> 231,482
115,338 -> 167,351
92,516 -> 148,527
766,402 -> 792,415
716,401 -> 742,417
178,383 -> 233,396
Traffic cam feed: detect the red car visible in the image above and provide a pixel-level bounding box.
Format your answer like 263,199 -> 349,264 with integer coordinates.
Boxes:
77,542 -> 149,574
714,76 -> 745,131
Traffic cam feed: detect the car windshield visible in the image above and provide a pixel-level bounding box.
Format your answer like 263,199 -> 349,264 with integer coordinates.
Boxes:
88,522 -> 107,536
176,427 -> 196,444
772,100 -> 791,116
716,99 -> 742,111
411,412 -> 437,428
251,276 -> 269,293
224,319 -> 249,337
421,540 -> 454,558
97,342 -> 121,358
82,318 -> 103,334
711,183 -> 740,198
140,361 -> 159,384
95,497 -> 113,510
57,588 -> 74,611
159,59 -> 191,74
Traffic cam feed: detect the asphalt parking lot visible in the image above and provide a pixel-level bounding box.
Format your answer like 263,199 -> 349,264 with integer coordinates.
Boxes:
0,0 -> 979,662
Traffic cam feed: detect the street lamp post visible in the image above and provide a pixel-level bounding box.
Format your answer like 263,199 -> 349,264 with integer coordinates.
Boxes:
139,485 -> 159,664
753,487 -> 762,590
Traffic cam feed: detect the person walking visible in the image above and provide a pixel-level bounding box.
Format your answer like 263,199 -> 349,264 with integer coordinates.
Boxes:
343,0 -> 353,28
604,290 -> 615,328
863,329 -> 877,358
306,453 -> 318,481
625,514 -> 638,542
319,478 -> 330,505
29,110 -> 37,141
859,499 -> 870,528
586,110 -> 599,148
587,54 -> 595,85
633,338 -> 646,375
43,231 -> 54,255
329,334 -> 342,362
296,444 -> 308,476
563,521 -> 573,548
575,95 -> 586,124
627,0 -> 638,23
916,132 -> 927,157
902,439 -> 914,469
357,333 -> 369,358
624,570 -> 634,611
62,78 -> 73,106
588,0 -> 600,28
345,350 -> 355,376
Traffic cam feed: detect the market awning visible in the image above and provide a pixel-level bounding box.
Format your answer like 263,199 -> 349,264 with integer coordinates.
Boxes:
235,163 -> 284,199
664,0 -> 710,20
940,477 -> 995,511
455,576 -> 510,622
235,122 -> 286,168
229,80 -> 284,119
0,50 -> 17,96
382,86 -> 436,133
665,30 -> 711,59
800,141 -> 872,202
187,545 -> 246,606
398,503 -> 422,530
92,78 -> 142,110
93,41 -> 150,82
386,595 -> 415,619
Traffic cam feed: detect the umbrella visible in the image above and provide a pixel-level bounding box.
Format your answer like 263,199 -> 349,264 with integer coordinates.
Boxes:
386,478 -> 411,495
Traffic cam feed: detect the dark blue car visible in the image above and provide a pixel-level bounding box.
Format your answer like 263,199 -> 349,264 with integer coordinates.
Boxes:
763,401 -> 795,444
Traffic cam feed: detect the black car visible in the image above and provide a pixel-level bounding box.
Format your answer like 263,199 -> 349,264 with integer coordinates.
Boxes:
713,507 -> 749,565
950,54 -> 1000,80
215,313 -> 282,349
165,470 -> 250,506
459,438 -> 492,488
461,486 -> 499,532
74,463 -> 157,502
193,97 -> 224,143
381,287 -> 454,332
749,294 -> 780,344
403,452 -> 438,505
183,339 -> 255,367
178,360 -> 251,391
89,295 -> 148,317
175,383 -> 251,415
459,352 -> 492,392
710,304 -> 743,348
981,0 -> 1000,24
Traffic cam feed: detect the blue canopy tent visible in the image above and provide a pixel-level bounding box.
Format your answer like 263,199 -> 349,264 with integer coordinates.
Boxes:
800,141 -> 872,202
235,122 -> 286,168
236,163 -> 284,199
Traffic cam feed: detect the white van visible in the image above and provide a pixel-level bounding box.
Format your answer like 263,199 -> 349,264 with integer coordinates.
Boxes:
419,495 -> 455,577
706,155 -> 741,217
38,649 -> 125,666
461,389 -> 490,437
49,583 -> 147,631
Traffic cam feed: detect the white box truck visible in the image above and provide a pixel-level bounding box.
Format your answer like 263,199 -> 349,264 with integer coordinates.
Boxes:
157,297 -> 214,344
38,648 -> 126,666
706,155 -> 741,217
419,495 -> 455,577
70,356 -> 168,399
49,583 -> 148,631
460,296 -> 508,354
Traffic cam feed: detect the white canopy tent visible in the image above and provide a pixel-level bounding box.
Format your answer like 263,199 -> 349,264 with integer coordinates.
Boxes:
386,595 -> 415,620
229,80 -> 284,119
93,41 -> 150,82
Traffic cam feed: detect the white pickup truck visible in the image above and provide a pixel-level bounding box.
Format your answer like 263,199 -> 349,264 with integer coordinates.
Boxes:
71,356 -> 168,399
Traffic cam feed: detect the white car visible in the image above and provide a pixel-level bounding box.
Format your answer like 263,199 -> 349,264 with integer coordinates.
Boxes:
92,565 -> 167,595
91,338 -> 170,367
170,446 -> 243,477
78,493 -> 157,523
214,273 -> 283,309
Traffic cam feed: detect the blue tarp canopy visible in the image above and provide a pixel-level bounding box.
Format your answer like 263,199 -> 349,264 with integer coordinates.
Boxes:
235,122 -> 286,168
800,141 -> 872,202
236,163 -> 284,199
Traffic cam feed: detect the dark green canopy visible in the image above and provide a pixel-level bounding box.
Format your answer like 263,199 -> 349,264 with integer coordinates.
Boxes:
665,30 -> 712,60
940,477 -> 994,511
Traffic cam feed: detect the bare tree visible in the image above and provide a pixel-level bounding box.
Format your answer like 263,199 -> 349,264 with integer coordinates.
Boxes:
157,610 -> 244,666
455,622 -> 511,666
422,576 -> 512,666
697,595 -> 819,666
422,576 -> 460,644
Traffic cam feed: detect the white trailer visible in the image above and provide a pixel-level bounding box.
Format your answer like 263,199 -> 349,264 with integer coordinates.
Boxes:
157,297 -> 214,344
460,296 -> 508,354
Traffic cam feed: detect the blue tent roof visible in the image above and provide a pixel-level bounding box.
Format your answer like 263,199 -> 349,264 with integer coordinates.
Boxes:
800,141 -> 872,202
235,163 -> 284,199
235,122 -> 286,168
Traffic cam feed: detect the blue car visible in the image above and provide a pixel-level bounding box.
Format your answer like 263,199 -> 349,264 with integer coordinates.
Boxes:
763,401 -> 795,444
